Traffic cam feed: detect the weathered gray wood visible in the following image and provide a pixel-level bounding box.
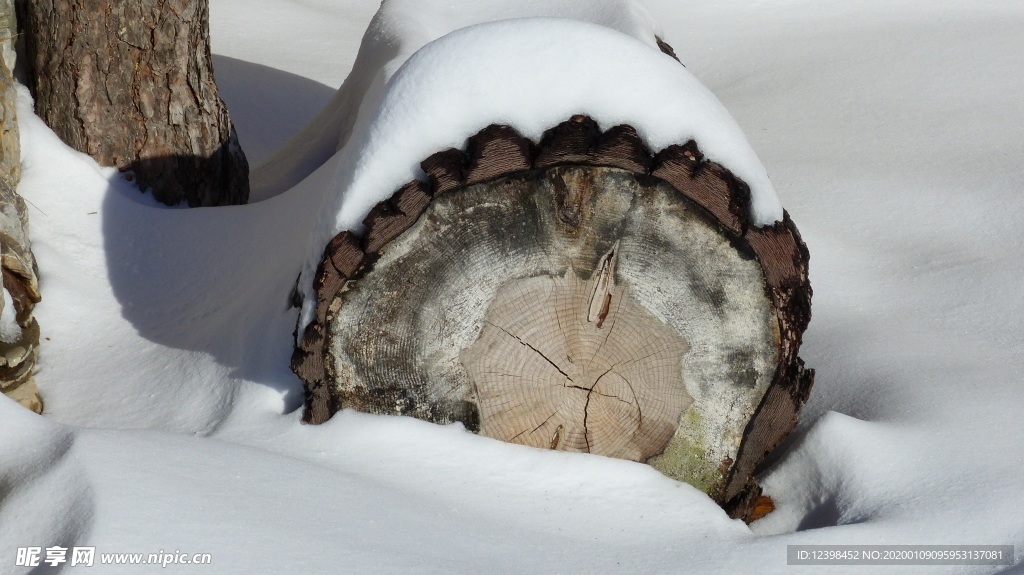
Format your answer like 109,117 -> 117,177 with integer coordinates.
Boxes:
293,118 -> 813,524
721,214 -> 813,515
0,4 -> 42,413
0,0 -> 16,186
23,0 -> 248,206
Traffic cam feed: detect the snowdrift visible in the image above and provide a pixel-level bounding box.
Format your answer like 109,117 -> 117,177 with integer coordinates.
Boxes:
1,0 -> 1022,573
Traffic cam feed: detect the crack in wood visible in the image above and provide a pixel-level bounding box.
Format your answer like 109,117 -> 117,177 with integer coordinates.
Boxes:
582,388 -> 592,453
592,287 -> 626,364
486,320 -> 573,383
588,241 -> 619,326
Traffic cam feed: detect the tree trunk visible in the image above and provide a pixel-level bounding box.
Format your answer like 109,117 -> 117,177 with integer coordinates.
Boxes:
22,0 -> 248,207
1,0 -> 42,413
292,116 -> 814,523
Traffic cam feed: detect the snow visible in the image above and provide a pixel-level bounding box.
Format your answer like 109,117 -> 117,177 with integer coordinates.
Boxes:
0,288 -> 20,343
3,0 -> 1024,573
236,0 -> 668,202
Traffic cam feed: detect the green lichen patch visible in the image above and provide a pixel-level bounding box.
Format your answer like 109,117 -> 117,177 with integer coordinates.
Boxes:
646,409 -> 726,495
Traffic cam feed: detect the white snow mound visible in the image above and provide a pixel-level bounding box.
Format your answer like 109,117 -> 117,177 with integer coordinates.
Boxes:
298,17 -> 783,331
248,0 -> 669,200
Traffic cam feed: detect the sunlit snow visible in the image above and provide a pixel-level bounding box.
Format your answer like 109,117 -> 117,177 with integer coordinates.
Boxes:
2,0 -> 1023,573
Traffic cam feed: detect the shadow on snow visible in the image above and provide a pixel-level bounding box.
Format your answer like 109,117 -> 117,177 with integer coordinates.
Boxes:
100,57 -> 337,420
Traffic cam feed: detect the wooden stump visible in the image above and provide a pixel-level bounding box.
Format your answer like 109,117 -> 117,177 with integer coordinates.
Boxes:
292,117 -> 813,522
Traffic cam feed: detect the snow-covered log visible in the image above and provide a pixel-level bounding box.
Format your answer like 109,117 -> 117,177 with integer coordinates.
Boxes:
289,8 -> 813,522
294,118 -> 813,521
0,3 -> 42,414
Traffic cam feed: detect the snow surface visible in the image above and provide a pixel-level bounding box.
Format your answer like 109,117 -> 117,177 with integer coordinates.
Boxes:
3,0 -> 1024,573
0,288 -> 20,343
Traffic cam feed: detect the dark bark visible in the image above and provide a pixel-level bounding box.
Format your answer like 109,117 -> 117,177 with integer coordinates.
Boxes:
23,0 -> 248,206
655,36 -> 681,63
293,117 -> 814,523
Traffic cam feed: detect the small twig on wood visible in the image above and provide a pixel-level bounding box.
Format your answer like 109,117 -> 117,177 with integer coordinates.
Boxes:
21,196 -> 46,216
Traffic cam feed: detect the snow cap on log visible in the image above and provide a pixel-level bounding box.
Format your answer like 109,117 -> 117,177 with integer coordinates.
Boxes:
250,0 -> 669,200
297,17 -> 784,330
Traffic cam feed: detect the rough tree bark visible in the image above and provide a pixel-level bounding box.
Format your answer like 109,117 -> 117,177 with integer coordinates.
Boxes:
1,0 -> 42,413
22,0 -> 248,206
292,116 -> 814,523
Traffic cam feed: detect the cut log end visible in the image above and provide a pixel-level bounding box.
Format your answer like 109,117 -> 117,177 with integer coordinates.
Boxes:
295,118 -> 812,520
463,262 -> 692,462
